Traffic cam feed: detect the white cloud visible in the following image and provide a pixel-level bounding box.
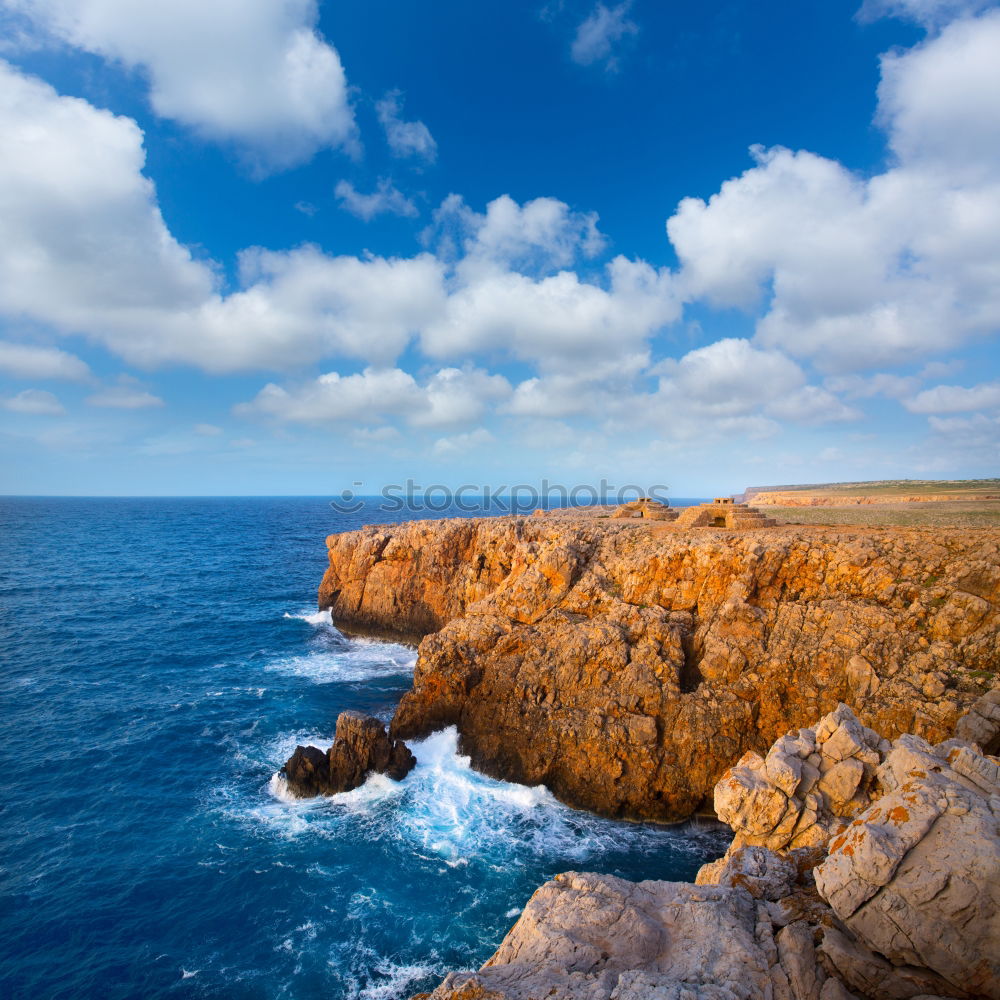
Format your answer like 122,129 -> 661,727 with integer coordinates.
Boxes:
236,365 -> 511,430
765,386 -> 862,423
925,411 -> 1000,465
570,1 -> 638,69
376,90 -> 437,162
0,65 -> 446,371
423,255 -> 677,372
194,423 -> 223,436
410,367 -> 512,428
0,340 -> 90,380
5,0 -> 356,169
666,11 -> 1000,373
334,178 -> 418,221
430,193 -> 606,273
0,63 -> 680,380
86,384 -> 164,408
857,0 -> 994,29
654,338 -> 805,417
504,375 -> 597,418
823,372 -> 921,399
432,427 -> 493,457
236,368 -> 421,424
878,11 -> 1000,175
2,387 -> 64,414
904,380 -> 1000,412
919,359 -> 964,378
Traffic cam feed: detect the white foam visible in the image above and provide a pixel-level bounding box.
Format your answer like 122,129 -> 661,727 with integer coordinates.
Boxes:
284,608 -> 334,627
264,643 -> 416,685
356,960 -> 440,1000
253,726 -> 668,865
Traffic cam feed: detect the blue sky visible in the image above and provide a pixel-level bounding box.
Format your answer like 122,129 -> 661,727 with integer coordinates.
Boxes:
0,0 -> 997,496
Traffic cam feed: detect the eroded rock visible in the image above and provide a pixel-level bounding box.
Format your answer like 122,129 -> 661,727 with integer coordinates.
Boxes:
318,517 -> 998,821
420,705 -> 1000,1000
815,734 -> 1000,998
282,710 -> 415,797
423,873 -> 774,1000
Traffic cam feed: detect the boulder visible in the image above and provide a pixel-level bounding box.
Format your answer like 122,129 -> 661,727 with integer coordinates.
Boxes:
422,873 -> 775,1000
714,705 -> 887,853
815,734 -> 1000,999
282,710 -> 415,797
955,688 -> 1000,754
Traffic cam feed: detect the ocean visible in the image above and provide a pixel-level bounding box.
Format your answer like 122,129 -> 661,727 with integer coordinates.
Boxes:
0,496 -> 725,1000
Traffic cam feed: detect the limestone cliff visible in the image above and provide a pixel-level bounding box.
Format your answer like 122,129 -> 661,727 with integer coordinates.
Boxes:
416,703 -> 1000,1000
318,516 -> 1000,821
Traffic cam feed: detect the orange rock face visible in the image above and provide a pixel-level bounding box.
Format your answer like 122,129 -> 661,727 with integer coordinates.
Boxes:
318,517 -> 1000,821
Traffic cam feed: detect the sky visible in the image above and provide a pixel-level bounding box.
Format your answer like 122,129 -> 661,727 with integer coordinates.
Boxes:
0,0 -> 998,497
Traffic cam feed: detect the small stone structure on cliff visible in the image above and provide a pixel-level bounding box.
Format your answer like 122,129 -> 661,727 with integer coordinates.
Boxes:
610,498 -> 679,521
675,497 -> 778,529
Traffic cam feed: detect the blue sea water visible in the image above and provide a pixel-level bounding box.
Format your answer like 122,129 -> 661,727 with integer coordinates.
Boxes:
0,497 -> 724,1000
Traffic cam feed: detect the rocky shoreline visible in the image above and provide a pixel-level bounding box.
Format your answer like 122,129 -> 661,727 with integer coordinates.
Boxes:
416,698 -> 999,1000
312,515 -> 999,1000
318,516 -> 998,821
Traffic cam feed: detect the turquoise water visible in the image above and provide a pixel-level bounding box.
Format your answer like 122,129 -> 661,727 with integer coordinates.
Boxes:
0,497 -> 725,1000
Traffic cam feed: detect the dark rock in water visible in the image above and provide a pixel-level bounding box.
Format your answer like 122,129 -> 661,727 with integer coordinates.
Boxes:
282,710 -> 416,797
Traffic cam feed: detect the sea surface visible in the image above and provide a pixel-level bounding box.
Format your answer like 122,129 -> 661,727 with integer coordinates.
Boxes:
0,496 -> 723,1000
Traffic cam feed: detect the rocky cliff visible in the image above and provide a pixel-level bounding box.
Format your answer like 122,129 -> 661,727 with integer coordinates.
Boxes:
416,700 -> 1000,1000
319,517 -> 1000,821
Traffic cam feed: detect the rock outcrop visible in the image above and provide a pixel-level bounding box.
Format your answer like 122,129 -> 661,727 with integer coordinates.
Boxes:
955,688 -> 1000,754
282,710 -> 415,797
318,517 -> 999,821
418,704 -> 1000,1000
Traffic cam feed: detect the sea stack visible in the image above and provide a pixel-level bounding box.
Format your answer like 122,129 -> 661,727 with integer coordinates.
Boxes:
282,710 -> 416,797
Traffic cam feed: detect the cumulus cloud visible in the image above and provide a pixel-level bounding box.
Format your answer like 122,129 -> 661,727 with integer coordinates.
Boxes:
666,10 -> 1000,373
924,411 -> 1000,465
5,0 -> 356,169
570,1 -> 638,69
2,387 -> 65,414
824,373 -> 922,399
0,340 -> 91,380
236,368 -> 421,424
423,255 -> 677,373
194,423 -> 223,436
765,386 -> 862,423
0,62 -> 677,378
429,193 -> 606,273
376,90 -> 437,162
237,365 -> 511,430
904,379 -> 1000,412
334,178 -> 418,221
410,367 -> 512,428
653,338 -> 805,417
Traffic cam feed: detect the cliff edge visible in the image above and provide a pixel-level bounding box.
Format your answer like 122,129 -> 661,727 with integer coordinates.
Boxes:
319,517 -> 999,821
